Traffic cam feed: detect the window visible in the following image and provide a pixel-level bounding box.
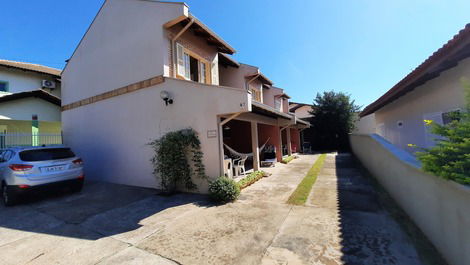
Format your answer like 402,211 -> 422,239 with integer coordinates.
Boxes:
200,61 -> 206,83
442,110 -> 460,125
175,42 -> 211,84
0,81 -> 8,92
250,87 -> 261,102
19,148 -> 75,162
275,98 -> 282,110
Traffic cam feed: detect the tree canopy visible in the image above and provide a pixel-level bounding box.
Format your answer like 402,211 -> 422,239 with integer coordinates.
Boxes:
307,91 -> 360,151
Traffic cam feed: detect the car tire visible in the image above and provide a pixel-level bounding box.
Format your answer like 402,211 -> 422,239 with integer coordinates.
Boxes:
2,184 -> 17,207
71,181 -> 83,193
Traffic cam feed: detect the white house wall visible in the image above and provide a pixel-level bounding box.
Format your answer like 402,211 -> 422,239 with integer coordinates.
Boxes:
0,68 -> 61,98
0,98 -> 61,121
61,0 -> 186,105
62,78 -> 250,192
354,113 -> 376,134
375,57 -> 469,151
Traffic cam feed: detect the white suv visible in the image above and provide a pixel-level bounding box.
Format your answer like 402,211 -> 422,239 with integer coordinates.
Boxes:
0,146 -> 84,206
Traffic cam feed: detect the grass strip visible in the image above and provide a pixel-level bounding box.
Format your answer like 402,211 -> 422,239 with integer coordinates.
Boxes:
281,155 -> 296,164
287,154 -> 327,205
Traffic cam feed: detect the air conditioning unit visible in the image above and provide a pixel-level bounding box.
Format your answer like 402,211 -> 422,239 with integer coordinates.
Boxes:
42,80 -> 56,89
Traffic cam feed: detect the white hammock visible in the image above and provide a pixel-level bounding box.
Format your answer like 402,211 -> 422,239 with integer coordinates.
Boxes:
223,138 -> 270,158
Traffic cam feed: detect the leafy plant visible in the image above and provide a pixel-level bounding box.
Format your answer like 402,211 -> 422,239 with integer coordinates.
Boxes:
416,83 -> 470,185
237,171 -> 269,189
208,177 -> 240,202
307,91 -> 360,151
148,128 -> 206,193
281,155 -> 296,164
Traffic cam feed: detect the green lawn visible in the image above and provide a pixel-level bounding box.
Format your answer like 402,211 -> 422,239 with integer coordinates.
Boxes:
287,154 -> 327,205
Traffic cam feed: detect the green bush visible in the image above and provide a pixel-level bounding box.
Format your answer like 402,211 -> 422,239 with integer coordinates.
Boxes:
208,177 -> 240,202
281,155 -> 296,164
238,171 -> 268,189
416,83 -> 470,185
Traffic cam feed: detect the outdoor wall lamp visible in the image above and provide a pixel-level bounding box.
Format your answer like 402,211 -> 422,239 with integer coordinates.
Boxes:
160,90 -> 173,106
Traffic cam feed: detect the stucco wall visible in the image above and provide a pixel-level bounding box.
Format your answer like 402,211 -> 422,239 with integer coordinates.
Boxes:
0,68 -> 61,98
353,113 -> 376,134
219,63 -> 257,90
293,105 -> 313,119
375,58 -> 469,151
350,134 -> 470,265
62,78 -> 249,192
62,0 -> 185,105
0,98 -> 61,121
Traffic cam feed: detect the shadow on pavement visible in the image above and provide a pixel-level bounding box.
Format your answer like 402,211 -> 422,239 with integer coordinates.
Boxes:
0,181 -> 212,241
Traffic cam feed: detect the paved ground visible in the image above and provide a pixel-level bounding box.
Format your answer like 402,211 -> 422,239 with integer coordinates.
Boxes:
0,154 -> 428,264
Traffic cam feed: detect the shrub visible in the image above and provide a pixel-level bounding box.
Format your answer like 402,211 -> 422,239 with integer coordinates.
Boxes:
208,177 -> 240,202
416,83 -> 470,185
238,171 -> 268,189
281,155 -> 296,164
148,128 -> 206,194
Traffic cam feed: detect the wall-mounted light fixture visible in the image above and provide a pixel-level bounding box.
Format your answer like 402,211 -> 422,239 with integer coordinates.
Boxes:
160,90 -> 174,106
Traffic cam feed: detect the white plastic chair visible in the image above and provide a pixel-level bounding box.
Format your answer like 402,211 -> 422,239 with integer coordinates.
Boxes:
233,156 -> 248,177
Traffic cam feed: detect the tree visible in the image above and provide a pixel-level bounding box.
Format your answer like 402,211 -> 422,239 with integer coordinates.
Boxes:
416,84 -> 470,184
307,91 -> 360,151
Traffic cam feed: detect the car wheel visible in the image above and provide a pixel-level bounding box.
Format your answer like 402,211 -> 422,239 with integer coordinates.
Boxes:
2,184 -> 17,207
71,181 -> 83,193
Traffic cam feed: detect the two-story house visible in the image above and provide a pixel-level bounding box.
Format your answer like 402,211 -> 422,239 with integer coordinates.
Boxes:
62,0 -> 308,191
0,59 -> 62,147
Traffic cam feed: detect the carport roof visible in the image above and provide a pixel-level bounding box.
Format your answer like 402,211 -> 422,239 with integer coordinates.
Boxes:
0,90 -> 61,106
251,101 -> 293,120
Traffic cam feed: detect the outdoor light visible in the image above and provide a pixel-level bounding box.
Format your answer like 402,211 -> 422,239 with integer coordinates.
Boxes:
160,90 -> 173,106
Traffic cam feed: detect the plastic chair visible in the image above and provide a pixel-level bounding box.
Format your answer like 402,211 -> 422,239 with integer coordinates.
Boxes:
233,156 -> 248,177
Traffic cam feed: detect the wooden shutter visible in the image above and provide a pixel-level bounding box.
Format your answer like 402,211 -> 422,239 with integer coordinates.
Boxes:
176,43 -> 185,77
199,61 -> 206,83
183,53 -> 190,80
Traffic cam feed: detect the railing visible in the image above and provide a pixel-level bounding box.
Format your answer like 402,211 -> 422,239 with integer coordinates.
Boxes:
0,133 -> 63,149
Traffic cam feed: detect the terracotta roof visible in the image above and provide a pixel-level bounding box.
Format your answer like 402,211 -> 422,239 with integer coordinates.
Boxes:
0,90 -> 61,106
361,23 -> 470,117
0,59 -> 61,77
289,102 -> 313,112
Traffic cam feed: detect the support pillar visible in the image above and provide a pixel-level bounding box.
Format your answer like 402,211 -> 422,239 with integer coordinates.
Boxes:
286,128 -> 292,156
251,121 -> 260,171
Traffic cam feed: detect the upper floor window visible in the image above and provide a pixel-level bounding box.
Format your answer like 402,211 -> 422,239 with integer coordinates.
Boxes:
274,98 -> 282,110
0,81 -> 8,92
176,43 -> 211,84
250,87 -> 261,102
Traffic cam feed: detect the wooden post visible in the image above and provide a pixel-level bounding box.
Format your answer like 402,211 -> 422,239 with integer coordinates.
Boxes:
251,121 -> 260,171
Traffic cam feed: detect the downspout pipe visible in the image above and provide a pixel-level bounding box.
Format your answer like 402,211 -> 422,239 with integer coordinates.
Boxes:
171,18 -> 194,78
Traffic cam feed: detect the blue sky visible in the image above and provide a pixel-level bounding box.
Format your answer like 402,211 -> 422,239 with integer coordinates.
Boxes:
1,0 -> 469,108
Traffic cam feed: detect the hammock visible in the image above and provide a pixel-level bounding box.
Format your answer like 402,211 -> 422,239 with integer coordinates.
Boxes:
223,138 -> 270,158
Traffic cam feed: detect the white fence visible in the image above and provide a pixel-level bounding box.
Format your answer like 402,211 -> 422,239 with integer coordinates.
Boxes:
350,133 -> 470,265
0,133 -> 63,148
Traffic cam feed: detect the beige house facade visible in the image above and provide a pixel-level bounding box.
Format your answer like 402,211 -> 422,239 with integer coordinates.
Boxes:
0,60 -> 62,147
62,0 -> 308,191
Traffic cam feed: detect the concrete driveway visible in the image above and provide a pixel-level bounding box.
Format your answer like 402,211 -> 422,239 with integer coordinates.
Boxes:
0,154 -> 430,265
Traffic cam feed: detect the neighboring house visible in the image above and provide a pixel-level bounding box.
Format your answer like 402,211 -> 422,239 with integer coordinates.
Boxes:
0,60 -> 62,147
289,102 -> 313,151
358,23 -> 470,152
61,0 -> 308,191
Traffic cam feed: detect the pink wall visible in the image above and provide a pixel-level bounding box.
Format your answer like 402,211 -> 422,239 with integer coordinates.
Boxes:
258,123 -> 282,162
290,128 -> 300,153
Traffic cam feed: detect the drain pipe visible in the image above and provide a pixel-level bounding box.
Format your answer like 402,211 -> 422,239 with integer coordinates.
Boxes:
171,18 -> 194,78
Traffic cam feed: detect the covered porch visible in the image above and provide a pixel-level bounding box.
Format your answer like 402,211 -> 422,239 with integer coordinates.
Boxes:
218,102 -> 309,178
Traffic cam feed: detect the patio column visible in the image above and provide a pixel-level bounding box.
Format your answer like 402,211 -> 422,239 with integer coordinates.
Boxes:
251,121 -> 260,171
286,127 -> 292,156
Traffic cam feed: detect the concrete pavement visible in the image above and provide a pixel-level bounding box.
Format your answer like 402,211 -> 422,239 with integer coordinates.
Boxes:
0,154 -> 431,264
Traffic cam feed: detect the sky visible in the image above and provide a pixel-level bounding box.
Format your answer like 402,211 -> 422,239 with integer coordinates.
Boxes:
1,0 -> 469,108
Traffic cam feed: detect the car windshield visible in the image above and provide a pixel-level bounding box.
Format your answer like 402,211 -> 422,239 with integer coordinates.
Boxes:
19,148 -> 75,162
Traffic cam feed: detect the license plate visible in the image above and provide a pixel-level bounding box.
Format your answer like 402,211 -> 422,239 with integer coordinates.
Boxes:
41,165 -> 65,173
